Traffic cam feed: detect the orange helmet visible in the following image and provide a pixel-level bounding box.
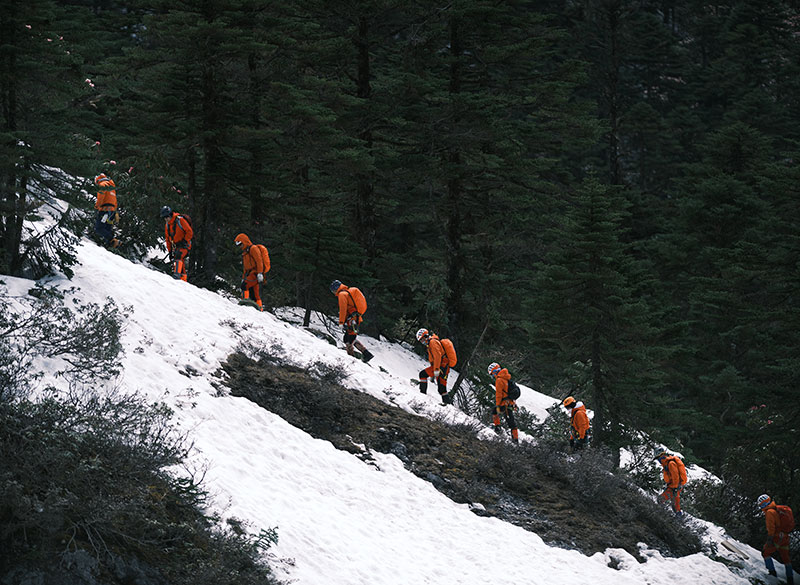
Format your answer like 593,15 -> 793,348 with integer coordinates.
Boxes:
562,396 -> 576,409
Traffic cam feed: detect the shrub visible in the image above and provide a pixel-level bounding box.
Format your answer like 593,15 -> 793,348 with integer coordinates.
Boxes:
0,285 -> 125,401
0,391 -> 280,584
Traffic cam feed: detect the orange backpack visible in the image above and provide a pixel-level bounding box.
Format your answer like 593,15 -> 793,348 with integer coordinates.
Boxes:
256,244 -> 270,273
440,338 -> 457,367
667,456 -> 688,485
776,505 -> 796,532
346,287 -> 367,314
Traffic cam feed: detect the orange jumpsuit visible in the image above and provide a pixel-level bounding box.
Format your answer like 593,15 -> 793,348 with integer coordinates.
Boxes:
418,334 -> 450,399
492,368 -> 519,442
762,501 -> 792,564
164,212 -> 193,281
658,455 -> 686,513
93,174 -> 118,247
234,233 -> 265,310
335,283 -> 363,340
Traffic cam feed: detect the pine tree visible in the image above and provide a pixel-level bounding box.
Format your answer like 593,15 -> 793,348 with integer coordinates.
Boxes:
0,0 -> 102,276
528,177 -> 661,451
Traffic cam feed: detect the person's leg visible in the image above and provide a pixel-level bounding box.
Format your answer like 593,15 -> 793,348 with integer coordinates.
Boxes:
437,367 -> 450,403
94,211 -> 112,245
344,332 -> 357,356
174,248 -> 189,281
506,408 -> 519,442
244,281 -> 262,310
353,339 -> 373,361
763,542 -> 778,576
418,366 -> 434,393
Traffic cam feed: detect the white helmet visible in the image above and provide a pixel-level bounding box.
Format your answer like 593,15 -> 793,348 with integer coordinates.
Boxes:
487,362 -> 501,377
757,494 -> 772,509
416,328 -> 430,343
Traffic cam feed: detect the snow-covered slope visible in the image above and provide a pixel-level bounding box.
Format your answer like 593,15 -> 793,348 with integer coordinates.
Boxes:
2,237 -> 777,585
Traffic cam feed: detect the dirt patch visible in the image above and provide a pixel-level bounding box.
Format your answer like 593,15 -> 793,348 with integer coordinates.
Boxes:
220,353 -> 701,560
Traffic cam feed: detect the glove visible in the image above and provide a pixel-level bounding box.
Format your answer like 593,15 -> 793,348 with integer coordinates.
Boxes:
428,377 -> 436,384
257,273 -> 264,283
240,280 -> 247,291
342,325 -> 348,334
493,425 -> 503,435
433,369 -> 440,378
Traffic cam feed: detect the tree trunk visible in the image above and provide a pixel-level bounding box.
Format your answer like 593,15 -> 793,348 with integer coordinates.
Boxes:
0,6 -> 21,275
353,14 -> 381,337
444,13 -> 465,344
450,320 -> 489,409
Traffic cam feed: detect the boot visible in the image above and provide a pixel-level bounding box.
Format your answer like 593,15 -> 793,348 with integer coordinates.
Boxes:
361,349 -> 374,363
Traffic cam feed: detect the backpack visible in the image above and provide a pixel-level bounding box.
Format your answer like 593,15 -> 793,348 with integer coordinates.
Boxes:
776,505 -> 796,532
506,379 -> 521,401
346,287 -> 367,315
256,244 -> 271,273
440,338 -> 457,367
178,213 -> 192,228
667,456 -> 688,485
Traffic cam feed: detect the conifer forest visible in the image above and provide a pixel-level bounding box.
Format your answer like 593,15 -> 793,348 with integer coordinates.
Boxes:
1,0 -> 798,512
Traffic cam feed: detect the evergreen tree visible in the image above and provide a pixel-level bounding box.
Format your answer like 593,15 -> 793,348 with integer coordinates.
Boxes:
0,0 -> 103,277
528,177 -> 661,451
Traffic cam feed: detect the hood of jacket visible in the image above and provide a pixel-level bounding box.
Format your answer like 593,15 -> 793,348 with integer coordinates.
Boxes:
234,233 -> 253,250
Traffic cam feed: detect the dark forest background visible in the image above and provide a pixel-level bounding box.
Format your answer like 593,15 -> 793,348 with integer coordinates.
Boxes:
1,0 -> 798,515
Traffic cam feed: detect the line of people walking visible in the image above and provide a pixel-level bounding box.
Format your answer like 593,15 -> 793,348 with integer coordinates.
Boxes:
94,175 -> 794,576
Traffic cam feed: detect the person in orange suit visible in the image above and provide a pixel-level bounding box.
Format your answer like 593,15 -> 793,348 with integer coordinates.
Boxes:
562,396 -> 591,451
330,280 -> 373,362
415,328 -> 452,405
93,173 -> 119,248
488,362 -> 519,443
160,206 -> 193,281
654,449 -> 687,515
757,494 -> 794,585
234,233 -> 265,311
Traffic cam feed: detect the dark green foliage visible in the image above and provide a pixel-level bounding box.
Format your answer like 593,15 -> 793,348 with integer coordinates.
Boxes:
528,177 -> 662,449
3,0 -> 800,528
0,392 -> 279,584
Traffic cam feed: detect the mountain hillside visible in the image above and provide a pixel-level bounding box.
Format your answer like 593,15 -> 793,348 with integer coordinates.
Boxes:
1,235 -> 780,585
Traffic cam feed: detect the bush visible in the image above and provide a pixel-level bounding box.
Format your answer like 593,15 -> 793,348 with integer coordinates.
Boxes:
0,391 -> 280,585
0,284 -> 125,401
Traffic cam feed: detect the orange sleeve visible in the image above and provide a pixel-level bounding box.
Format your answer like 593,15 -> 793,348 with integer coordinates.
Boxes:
495,377 -> 508,406
180,217 -> 193,243
429,339 -> 444,369
337,292 -> 348,324
765,508 -> 779,536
